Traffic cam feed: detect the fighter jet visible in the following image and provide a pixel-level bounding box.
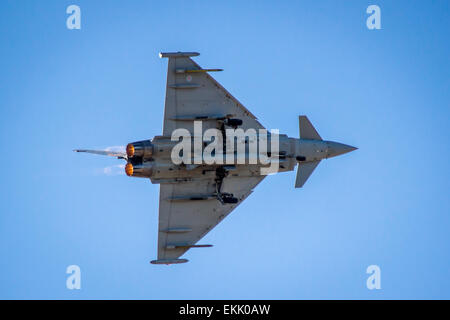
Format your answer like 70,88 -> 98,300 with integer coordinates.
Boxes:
75,52 -> 357,265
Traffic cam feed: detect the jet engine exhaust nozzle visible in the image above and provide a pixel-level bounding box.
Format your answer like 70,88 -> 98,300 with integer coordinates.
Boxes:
126,140 -> 153,159
126,144 -> 135,158
124,162 -> 154,178
125,163 -> 134,176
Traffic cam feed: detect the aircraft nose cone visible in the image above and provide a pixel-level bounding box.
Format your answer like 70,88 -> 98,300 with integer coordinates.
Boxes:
327,142 -> 358,158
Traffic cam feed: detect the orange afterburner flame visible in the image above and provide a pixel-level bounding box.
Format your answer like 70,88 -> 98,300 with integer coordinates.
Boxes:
125,163 -> 133,176
126,143 -> 135,158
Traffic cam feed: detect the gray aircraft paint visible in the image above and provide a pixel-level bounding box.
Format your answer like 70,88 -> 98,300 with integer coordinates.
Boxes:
75,52 -> 357,264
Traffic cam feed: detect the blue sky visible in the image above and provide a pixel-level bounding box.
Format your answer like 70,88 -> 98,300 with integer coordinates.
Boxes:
0,0 -> 449,299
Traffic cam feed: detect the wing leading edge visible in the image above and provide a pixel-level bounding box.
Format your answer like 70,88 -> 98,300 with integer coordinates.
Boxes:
151,175 -> 265,264
150,52 -> 266,264
160,52 -> 265,137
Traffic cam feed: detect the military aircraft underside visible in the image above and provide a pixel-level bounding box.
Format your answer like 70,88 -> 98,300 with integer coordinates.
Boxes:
75,52 -> 357,265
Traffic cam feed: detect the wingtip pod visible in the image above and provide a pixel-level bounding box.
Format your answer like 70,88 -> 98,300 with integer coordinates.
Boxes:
150,258 -> 189,265
159,52 -> 200,58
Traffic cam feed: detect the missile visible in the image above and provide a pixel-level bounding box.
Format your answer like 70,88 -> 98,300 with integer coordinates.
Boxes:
166,244 -> 213,249
175,68 -> 223,74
